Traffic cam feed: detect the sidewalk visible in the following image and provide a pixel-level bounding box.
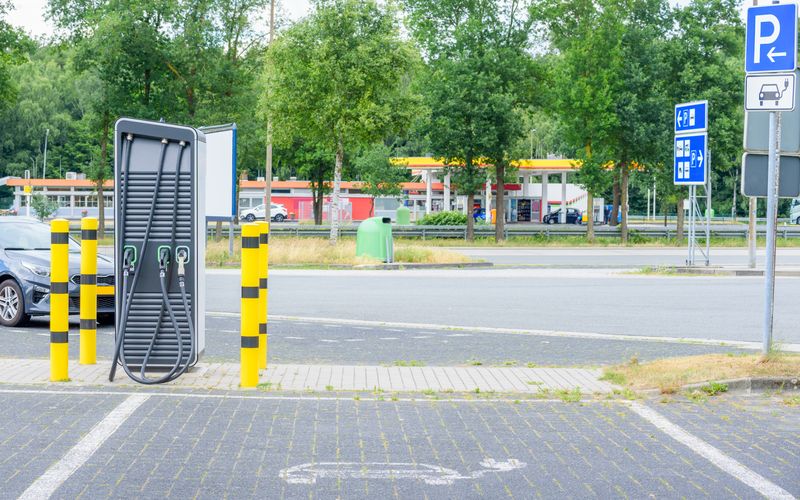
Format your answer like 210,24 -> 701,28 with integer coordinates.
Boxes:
0,358 -> 614,393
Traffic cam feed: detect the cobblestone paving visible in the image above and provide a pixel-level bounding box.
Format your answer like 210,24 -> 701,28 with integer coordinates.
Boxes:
0,392 -> 126,498
650,394 -> 800,497
2,315 -> 751,367
43,393 -> 754,499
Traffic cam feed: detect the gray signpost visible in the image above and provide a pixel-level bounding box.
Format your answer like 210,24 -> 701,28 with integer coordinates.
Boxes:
673,101 -> 710,266
743,2 -> 798,353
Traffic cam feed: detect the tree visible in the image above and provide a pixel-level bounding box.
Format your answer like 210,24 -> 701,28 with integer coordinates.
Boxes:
30,193 -> 58,221
262,0 -> 420,243
353,144 -> 409,216
405,0 -> 534,242
534,0 -> 622,240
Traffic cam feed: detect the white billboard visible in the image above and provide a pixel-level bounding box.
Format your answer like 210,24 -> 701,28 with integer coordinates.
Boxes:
200,123 -> 237,220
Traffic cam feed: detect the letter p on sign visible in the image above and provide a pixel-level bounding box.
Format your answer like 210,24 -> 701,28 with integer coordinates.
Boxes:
754,14 -> 780,64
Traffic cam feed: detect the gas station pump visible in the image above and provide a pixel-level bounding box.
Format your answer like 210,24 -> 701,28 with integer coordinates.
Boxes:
110,118 -> 206,384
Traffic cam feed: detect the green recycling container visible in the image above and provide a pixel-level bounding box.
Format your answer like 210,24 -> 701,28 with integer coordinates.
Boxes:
396,205 -> 411,225
356,217 -> 394,263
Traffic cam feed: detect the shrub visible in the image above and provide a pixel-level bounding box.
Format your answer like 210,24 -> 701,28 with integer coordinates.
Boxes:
416,211 -> 467,226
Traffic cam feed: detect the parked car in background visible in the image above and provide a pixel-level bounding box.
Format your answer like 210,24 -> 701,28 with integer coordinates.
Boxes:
0,218 -> 115,327
543,208 -> 582,225
239,203 -> 288,222
791,198 -> 800,224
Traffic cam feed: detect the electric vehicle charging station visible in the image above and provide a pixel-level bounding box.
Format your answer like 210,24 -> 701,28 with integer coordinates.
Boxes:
110,118 -> 206,384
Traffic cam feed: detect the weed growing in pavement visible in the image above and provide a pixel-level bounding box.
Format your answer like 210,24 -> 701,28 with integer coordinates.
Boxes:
526,362 -> 537,368
422,389 -> 436,396
468,359 -> 483,366
782,396 -> 800,406
686,390 -> 708,403
612,388 -> 638,400
473,387 -> 481,393
325,385 -> 334,391
372,387 -> 384,394
393,360 -> 425,367
353,395 -> 360,401
534,388 -> 551,399
503,360 -> 517,367
556,388 -> 582,403
526,380 -> 544,385
391,394 -> 399,401
699,382 -> 729,396
600,371 -> 626,385
256,382 -> 273,391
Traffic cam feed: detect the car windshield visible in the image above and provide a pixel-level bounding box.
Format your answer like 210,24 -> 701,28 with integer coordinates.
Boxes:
764,85 -> 779,92
0,221 -> 80,252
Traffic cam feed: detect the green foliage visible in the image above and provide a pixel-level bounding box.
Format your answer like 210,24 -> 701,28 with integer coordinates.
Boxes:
352,144 -> 409,197
30,193 -> 58,221
262,0 -> 420,155
416,211 -> 468,226
699,381 -> 728,396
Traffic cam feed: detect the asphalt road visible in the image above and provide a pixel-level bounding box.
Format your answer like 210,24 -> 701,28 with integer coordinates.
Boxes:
449,246 -> 800,267
2,315 -> 747,366
205,268 -> 800,345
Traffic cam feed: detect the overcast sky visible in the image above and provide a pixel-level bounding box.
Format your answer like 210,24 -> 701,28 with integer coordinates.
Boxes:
7,0 -> 313,38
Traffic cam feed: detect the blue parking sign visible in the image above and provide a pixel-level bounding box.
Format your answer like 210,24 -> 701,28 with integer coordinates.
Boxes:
674,134 -> 707,185
675,101 -> 708,134
745,3 -> 797,74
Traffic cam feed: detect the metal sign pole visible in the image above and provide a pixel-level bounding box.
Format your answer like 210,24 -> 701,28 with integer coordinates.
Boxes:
706,150 -> 711,266
763,110 -> 780,353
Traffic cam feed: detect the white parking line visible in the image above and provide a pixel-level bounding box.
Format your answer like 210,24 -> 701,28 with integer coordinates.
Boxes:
18,394 -> 150,500
629,402 -> 794,500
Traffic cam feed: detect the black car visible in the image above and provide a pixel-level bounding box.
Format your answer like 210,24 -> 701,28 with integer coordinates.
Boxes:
543,208 -> 582,225
0,218 -> 115,327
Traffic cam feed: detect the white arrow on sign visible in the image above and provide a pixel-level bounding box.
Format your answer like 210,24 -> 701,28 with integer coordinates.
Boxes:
697,150 -> 704,170
767,46 -> 787,63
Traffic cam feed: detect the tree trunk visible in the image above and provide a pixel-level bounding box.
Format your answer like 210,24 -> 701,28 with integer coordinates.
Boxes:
676,197 -> 685,242
329,139 -> 344,244
466,193 -> 475,241
314,185 -> 323,225
214,220 -> 222,242
495,163 -> 505,242
585,142 -> 594,242
620,164 -> 629,244
98,111 -> 109,240
610,169 -> 620,227
586,192 -> 594,241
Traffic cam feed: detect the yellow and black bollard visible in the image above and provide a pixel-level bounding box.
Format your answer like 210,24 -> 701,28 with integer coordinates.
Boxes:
50,219 -> 70,381
258,221 -> 269,369
79,217 -> 98,365
240,223 -> 260,387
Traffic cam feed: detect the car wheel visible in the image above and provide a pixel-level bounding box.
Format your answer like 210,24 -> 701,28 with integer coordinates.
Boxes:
0,279 -> 29,327
245,214 -> 255,223
97,313 -> 115,326
796,216 -> 800,225
274,214 -> 286,222
547,218 -> 555,225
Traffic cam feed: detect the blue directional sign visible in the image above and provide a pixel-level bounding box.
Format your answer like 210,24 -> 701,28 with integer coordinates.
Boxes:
745,3 -> 797,74
675,101 -> 708,134
674,134 -> 707,185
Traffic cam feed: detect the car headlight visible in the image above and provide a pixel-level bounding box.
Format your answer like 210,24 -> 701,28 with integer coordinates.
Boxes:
21,261 -> 50,277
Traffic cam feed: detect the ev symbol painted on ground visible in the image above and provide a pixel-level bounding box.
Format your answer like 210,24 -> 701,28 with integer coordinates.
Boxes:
280,458 -> 527,485
745,3 -> 797,74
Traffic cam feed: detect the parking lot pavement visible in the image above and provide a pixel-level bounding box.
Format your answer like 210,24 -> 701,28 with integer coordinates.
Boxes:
0,315 -> 752,367
0,387 -> 794,498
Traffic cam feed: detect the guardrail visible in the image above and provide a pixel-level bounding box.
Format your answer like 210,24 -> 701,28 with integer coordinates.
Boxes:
203,224 -> 800,240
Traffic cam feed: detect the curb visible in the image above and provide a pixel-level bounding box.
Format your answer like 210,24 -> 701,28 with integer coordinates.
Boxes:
639,376 -> 800,396
669,267 -> 800,277
353,262 -> 493,270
